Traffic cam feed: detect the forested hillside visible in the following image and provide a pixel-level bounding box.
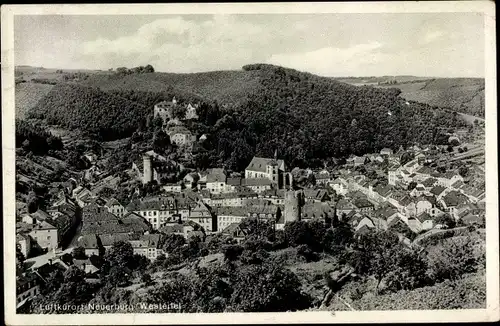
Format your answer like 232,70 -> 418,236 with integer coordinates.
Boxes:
28,84 -> 149,141
27,64 -> 468,171
203,64 -> 467,170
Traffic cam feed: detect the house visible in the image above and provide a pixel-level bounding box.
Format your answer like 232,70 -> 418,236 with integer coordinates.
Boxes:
422,177 -> 438,190
314,170 -> 332,185
154,99 -> 176,123
129,196 -> 191,230
189,202 -> 215,233
438,171 -> 464,189
353,198 -> 374,213
407,217 -> 423,234
216,206 -> 249,231
77,234 -> 100,256
335,199 -> 355,217
206,168 -> 227,194
440,191 -> 470,220
346,155 -> 368,167
221,223 -> 246,243
372,184 -> 394,203
183,172 -> 200,189
415,212 -> 434,231
245,156 -> 287,188
430,185 -> 448,199
328,178 -> 348,196
73,259 -> 100,276
16,233 -> 31,258
163,183 -> 183,193
21,210 -> 51,225
302,189 -> 330,203
372,206 -> 399,229
243,178 -> 274,193
29,221 -> 58,251
355,216 -> 376,233
130,234 -> 163,260
16,273 -> 41,309
82,204 -> 151,236
185,103 -> 199,120
403,160 -> 420,174
414,196 -> 433,216
380,148 -> 393,156
105,197 -> 127,218
301,202 -> 335,220
168,128 -> 197,148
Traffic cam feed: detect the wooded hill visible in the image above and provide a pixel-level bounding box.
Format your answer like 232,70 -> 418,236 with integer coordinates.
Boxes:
27,64 -> 468,170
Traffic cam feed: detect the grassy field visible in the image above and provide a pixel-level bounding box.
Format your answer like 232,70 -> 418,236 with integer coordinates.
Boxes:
15,82 -> 54,119
337,76 -> 485,118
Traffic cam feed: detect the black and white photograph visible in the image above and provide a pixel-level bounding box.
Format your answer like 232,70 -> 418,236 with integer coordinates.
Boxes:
2,2 -> 498,324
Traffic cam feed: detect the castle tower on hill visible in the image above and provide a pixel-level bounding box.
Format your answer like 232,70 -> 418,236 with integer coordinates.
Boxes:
284,190 -> 304,223
142,155 -> 153,184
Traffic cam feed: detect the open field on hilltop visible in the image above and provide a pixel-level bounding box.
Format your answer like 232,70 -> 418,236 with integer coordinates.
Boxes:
15,82 -> 54,119
377,78 -> 485,117
79,69 -> 264,108
337,76 -> 485,118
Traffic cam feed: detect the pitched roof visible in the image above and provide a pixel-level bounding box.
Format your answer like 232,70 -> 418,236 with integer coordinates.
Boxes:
422,177 -> 438,187
415,212 -> 432,223
442,191 -> 469,207
78,234 -> 99,249
430,186 -> 447,196
302,202 -> 334,219
105,197 -> 122,207
353,198 -> 374,209
246,157 -> 285,173
216,206 -> 249,217
243,178 -> 273,186
302,189 -> 329,201
32,220 -> 57,230
221,222 -> 244,236
206,168 -> 227,183
226,177 -> 242,186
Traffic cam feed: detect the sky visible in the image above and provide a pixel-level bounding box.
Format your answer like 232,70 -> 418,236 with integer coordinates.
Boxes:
14,13 -> 485,77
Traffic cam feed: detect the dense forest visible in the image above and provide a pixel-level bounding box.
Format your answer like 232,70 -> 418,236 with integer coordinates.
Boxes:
195,64 -> 468,170
15,119 -> 63,155
28,84 -> 149,141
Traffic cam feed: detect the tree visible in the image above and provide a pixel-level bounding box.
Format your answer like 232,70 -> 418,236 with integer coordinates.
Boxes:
104,241 -> 135,270
447,145 -> 454,152
239,217 -> 274,241
141,273 -> 153,285
450,139 -> 460,147
229,261 -> 311,312
72,246 -> 87,260
172,105 -> 186,120
284,220 -> 311,247
222,244 -> 243,262
426,236 -> 480,282
357,231 -> 401,294
162,234 -> 186,254
152,130 -> 171,153
107,266 -> 132,287
458,166 -> 469,178
143,64 -> 155,73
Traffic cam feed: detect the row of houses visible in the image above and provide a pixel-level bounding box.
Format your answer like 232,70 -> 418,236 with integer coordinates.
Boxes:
16,194 -> 79,256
